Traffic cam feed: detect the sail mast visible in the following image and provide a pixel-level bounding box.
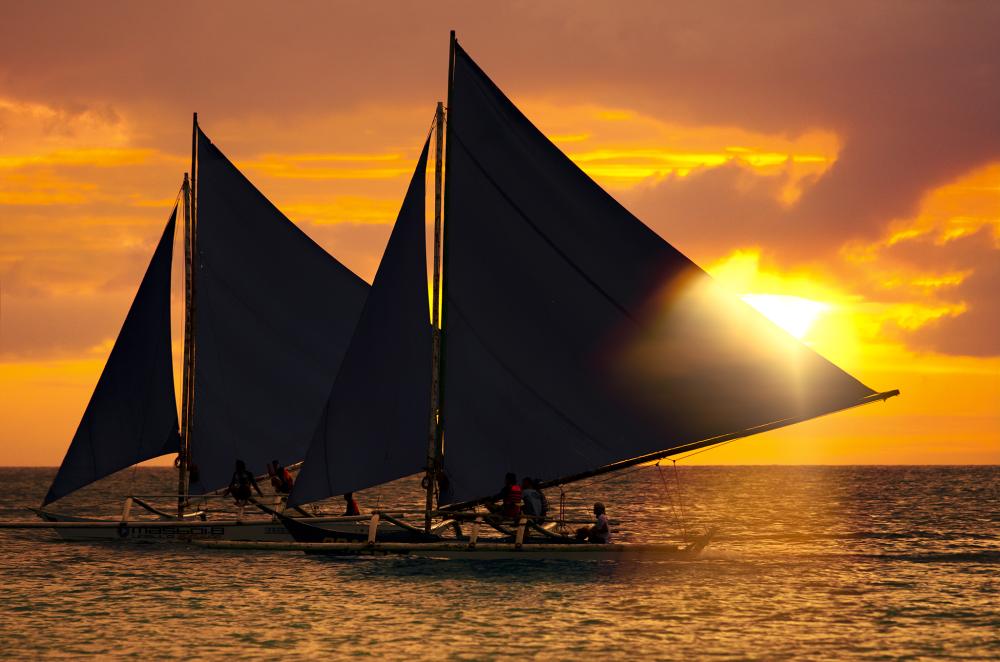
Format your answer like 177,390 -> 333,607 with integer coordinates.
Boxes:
178,113 -> 199,517
423,31 -> 458,531
423,101 -> 446,533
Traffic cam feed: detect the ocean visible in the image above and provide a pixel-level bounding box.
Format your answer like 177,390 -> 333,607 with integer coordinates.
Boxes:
1,466 -> 996,659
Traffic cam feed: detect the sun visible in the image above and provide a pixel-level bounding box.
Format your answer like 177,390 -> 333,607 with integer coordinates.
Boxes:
741,293 -> 829,339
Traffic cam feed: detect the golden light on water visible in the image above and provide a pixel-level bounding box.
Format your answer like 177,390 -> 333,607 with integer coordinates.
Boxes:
741,294 -> 830,340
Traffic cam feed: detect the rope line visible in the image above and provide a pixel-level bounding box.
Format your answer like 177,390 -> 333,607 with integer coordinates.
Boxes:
672,436 -> 744,462
671,460 -> 689,538
654,461 -> 682,534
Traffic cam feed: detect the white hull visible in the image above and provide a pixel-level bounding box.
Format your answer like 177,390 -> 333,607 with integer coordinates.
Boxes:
3,514 -> 391,543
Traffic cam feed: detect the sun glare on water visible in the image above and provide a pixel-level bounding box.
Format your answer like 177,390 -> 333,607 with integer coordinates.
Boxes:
741,293 -> 830,339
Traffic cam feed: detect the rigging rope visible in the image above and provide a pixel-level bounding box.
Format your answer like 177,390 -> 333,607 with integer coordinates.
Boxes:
671,460 -> 689,538
672,436 -> 744,463
558,487 -> 567,533
654,460 -> 683,535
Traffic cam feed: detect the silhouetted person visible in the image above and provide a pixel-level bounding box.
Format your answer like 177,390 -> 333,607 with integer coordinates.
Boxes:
484,472 -> 519,518
576,502 -> 610,543
223,460 -> 262,517
343,492 -> 360,516
436,470 -> 454,505
267,459 -> 294,494
500,473 -> 521,519
521,477 -> 545,518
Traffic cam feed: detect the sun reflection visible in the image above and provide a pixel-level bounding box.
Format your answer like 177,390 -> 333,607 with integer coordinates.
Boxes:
741,294 -> 830,339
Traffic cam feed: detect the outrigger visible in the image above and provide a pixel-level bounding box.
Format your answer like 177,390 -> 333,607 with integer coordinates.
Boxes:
195,33 -> 897,561
1,113 -> 389,542
4,33 -> 898,552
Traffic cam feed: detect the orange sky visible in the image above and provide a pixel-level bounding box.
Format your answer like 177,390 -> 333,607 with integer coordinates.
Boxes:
1,2 -> 997,466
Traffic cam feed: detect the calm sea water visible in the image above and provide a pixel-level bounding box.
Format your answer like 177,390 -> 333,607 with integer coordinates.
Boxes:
1,466 -> 997,659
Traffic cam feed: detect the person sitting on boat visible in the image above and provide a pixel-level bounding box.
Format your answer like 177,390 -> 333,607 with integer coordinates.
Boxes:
521,477 -> 546,519
436,469 -> 454,504
343,492 -> 361,516
497,473 -> 522,519
576,502 -> 610,544
223,459 -> 262,506
267,459 -> 294,494
484,473 -> 523,520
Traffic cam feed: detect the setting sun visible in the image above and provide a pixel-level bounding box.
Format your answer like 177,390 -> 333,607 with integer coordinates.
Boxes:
741,293 -> 830,339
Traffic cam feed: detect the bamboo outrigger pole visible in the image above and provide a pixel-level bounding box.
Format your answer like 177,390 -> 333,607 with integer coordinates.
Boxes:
177,113 -> 199,518
531,389 -> 900,492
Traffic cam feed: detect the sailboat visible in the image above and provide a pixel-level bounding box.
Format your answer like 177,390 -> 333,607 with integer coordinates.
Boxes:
3,118 -> 422,542
198,34 -> 898,559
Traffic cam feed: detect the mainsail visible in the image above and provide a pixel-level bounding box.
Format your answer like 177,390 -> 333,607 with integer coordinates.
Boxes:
438,43 -> 884,504
288,141 -> 432,507
43,210 -> 181,505
191,129 -> 369,492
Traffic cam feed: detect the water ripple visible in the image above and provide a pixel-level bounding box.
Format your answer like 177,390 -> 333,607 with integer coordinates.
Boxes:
0,466 -> 997,659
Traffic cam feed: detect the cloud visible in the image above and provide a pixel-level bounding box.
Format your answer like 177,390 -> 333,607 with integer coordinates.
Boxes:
880,227 -> 1000,357
2,2 -> 994,250
2,1 -> 999,362
624,159 -> 795,261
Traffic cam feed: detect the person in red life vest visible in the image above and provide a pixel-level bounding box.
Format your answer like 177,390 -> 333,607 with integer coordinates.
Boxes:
503,483 -> 522,519
486,472 -> 523,519
267,459 -> 294,494
343,492 -> 361,516
498,472 -> 522,519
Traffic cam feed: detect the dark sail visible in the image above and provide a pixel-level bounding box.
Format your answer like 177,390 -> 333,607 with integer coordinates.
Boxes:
44,211 -> 180,505
289,141 -> 432,507
192,129 -> 368,492
440,44 -> 879,504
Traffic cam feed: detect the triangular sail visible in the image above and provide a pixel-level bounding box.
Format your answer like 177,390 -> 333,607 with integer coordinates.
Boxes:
44,210 -> 181,505
439,44 -> 879,504
191,130 -> 369,492
289,141 -> 432,507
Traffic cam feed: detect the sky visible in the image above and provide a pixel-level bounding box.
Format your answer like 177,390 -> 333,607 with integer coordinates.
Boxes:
0,1 -> 997,466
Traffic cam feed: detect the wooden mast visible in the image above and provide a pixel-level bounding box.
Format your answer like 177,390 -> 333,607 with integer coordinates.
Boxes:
178,113 -> 198,518
423,31 -> 457,533
423,101 -> 445,533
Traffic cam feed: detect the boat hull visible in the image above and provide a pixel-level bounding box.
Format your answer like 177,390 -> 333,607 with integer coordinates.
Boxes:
192,539 -> 711,560
4,514 -> 386,543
